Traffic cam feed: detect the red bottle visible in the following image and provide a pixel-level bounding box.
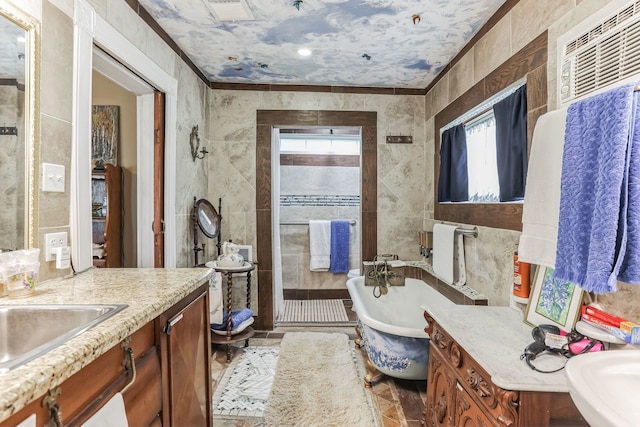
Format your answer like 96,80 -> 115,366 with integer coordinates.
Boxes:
513,251 -> 530,298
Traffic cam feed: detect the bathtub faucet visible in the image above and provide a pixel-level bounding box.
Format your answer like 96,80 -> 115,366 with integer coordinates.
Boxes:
369,261 -> 404,298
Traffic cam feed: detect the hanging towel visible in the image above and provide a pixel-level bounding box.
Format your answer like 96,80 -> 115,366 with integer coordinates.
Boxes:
81,393 -> 129,427
518,107 -> 568,268
309,220 -> 331,271
433,223 -> 466,286
554,84 -> 640,293
330,220 -> 350,273
209,272 -> 223,325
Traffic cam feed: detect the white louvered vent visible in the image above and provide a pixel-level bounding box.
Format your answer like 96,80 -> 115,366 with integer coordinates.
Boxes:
559,1 -> 640,104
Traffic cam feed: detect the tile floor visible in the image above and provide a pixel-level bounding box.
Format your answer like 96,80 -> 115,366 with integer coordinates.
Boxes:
211,300 -> 427,427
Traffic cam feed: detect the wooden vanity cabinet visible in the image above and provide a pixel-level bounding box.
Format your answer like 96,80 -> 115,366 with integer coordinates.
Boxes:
2,282 -> 212,427
2,321 -> 160,427
423,312 -> 587,427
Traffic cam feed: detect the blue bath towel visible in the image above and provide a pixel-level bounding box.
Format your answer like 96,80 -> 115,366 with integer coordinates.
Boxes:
554,84 -> 640,293
330,220 -> 350,273
211,308 -> 254,331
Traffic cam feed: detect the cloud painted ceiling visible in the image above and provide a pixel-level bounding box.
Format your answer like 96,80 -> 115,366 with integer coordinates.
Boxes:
138,0 -> 506,88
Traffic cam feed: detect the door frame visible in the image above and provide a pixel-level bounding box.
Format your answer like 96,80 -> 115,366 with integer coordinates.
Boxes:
71,0 -> 178,270
255,110 -> 378,330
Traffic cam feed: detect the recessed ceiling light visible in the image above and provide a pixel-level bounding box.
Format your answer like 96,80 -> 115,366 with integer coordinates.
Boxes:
298,48 -> 312,57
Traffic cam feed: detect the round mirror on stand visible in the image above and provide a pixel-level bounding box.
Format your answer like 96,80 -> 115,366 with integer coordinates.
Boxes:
193,197 -> 222,266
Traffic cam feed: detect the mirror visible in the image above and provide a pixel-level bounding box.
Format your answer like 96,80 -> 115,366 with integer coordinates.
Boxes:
195,199 -> 220,238
0,4 -> 39,251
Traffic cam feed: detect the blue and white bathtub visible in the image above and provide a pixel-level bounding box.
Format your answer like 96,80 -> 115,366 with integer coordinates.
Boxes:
346,276 -> 430,381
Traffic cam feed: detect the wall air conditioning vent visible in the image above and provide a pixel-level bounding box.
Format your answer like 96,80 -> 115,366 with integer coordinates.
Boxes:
559,1 -> 640,105
204,0 -> 255,21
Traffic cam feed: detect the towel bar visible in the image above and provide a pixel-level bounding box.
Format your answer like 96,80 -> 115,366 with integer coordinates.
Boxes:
280,220 -> 357,225
455,226 -> 478,238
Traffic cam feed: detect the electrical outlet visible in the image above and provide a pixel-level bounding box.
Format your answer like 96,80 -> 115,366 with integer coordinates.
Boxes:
45,232 -> 68,262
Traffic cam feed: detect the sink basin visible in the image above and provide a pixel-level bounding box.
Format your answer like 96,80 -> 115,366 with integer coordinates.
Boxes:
565,350 -> 640,427
0,304 -> 127,373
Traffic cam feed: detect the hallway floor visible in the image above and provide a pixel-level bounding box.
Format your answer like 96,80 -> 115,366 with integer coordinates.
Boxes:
211,323 -> 427,427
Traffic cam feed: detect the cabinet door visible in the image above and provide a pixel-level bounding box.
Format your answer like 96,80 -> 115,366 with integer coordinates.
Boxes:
159,286 -> 212,427
454,382 -> 494,427
425,347 -> 455,427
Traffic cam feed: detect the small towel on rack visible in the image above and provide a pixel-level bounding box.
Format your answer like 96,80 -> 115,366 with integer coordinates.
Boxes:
518,107 -> 568,268
554,84 -> 640,293
433,223 -> 466,286
209,272 -> 223,325
81,393 -> 129,427
330,220 -> 350,273
211,308 -> 254,331
309,220 -> 331,271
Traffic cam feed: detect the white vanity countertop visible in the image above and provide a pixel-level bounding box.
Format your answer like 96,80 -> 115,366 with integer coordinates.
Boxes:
421,301 -> 572,393
0,267 -> 213,422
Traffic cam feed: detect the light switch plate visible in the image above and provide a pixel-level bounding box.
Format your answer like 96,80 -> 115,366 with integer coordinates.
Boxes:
41,163 -> 65,192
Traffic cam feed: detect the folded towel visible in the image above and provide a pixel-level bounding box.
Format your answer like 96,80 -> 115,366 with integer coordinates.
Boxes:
309,220 -> 331,271
211,308 -> 254,331
330,220 -> 350,273
554,84 -> 639,293
81,393 -> 129,427
518,108 -> 568,268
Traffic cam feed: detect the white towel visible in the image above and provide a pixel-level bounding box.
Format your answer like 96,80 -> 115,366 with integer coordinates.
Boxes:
518,108 -> 568,268
209,272 -> 223,325
81,393 -> 129,427
309,220 -> 331,271
433,223 -> 466,286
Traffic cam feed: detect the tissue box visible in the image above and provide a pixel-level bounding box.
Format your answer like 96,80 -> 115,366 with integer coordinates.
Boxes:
621,321 -> 640,345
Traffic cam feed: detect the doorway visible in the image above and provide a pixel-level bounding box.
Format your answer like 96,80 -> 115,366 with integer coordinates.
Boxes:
273,127 -> 361,325
71,2 -> 179,271
255,110 -> 378,330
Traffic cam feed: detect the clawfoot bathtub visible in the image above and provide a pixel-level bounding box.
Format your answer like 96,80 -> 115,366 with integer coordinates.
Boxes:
346,276 -> 430,387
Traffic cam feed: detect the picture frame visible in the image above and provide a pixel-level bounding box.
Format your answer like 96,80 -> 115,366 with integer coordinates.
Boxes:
524,266 -> 583,332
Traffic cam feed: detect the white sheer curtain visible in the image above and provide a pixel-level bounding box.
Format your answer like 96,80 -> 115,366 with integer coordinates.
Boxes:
271,128 -> 284,319
465,112 -> 500,202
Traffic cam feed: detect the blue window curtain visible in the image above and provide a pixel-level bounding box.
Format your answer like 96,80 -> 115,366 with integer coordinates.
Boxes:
493,85 -> 528,202
438,124 -> 468,202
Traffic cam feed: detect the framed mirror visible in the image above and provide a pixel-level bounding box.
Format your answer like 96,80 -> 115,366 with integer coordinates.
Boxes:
0,4 -> 40,251
195,198 -> 220,238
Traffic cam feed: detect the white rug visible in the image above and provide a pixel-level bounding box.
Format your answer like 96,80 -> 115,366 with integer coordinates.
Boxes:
212,346 -> 279,418
278,299 -> 350,324
265,332 -> 377,427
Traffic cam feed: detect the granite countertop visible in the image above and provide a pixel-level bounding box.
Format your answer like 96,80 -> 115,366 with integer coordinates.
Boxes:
0,267 -> 213,422
421,301 -> 572,393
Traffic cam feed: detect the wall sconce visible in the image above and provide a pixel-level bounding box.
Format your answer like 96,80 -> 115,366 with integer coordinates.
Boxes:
190,125 -> 208,161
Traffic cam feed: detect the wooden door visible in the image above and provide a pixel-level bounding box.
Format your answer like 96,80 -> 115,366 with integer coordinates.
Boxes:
153,92 -> 165,267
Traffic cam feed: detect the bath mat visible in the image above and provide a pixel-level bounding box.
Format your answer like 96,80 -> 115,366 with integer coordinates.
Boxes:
278,299 -> 351,325
212,346 -> 279,418
265,332 -> 377,427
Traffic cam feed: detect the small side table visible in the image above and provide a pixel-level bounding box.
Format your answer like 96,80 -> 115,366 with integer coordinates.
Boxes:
209,262 -> 256,362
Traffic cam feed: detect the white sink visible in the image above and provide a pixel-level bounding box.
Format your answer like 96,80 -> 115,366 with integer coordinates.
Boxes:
565,350 -> 640,427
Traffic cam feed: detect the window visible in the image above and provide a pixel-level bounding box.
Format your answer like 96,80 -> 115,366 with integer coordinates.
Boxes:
279,134 -> 360,155
465,110 -> 500,202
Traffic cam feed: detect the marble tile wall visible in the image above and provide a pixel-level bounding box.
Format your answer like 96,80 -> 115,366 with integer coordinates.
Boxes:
208,90 -> 426,300
426,0 -> 640,322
